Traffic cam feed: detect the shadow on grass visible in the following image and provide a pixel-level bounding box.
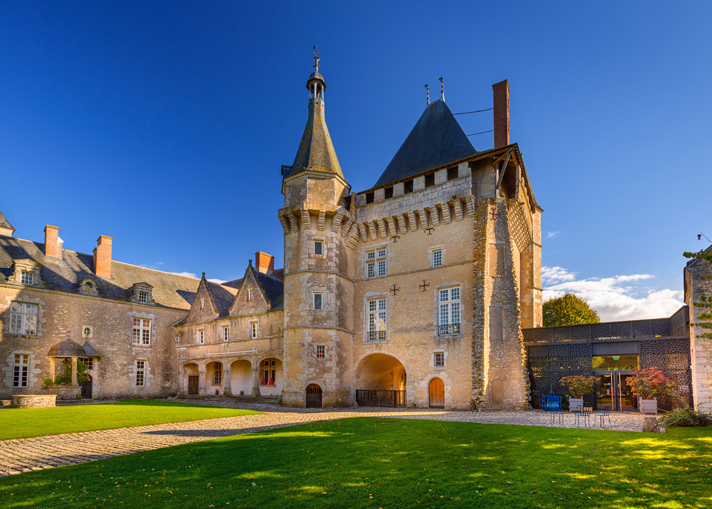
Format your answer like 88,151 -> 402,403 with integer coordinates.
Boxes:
0,418 -> 710,509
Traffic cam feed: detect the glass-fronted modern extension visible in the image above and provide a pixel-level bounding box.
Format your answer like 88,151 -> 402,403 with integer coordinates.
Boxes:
524,306 -> 692,411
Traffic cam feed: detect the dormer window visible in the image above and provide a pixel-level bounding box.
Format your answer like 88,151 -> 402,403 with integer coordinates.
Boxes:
130,283 -> 154,305
21,271 -> 33,285
78,277 -> 99,296
248,288 -> 253,300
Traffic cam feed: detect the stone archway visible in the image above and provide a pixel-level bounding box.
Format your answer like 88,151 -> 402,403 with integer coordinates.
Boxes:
183,362 -> 199,395
354,353 -> 407,407
230,359 -> 252,396
205,361 -> 224,396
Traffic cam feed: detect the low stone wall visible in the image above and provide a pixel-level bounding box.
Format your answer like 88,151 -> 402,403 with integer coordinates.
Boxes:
12,395 -> 57,409
53,386 -> 81,400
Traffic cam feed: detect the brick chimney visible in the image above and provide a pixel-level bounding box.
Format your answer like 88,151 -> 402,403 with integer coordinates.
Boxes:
493,79 -> 510,148
44,225 -> 62,259
93,235 -> 113,279
255,251 -> 275,274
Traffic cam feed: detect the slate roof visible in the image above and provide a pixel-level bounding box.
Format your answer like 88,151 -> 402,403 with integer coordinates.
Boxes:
0,235 -> 208,310
0,211 -> 13,233
48,336 -> 86,357
201,277 -> 238,318
82,341 -> 102,357
222,270 -> 284,312
374,99 -> 477,188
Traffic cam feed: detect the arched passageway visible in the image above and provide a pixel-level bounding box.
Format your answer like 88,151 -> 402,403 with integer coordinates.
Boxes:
206,361 -> 223,396
306,384 -> 322,408
354,354 -> 406,407
230,360 -> 252,396
259,357 -> 283,397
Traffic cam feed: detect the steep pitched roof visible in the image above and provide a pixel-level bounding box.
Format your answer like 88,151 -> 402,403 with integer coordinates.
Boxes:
0,211 -> 14,234
0,234 -> 230,310
226,263 -> 284,315
374,99 -> 477,188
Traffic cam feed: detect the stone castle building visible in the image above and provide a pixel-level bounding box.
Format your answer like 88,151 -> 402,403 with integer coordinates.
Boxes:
1,58 -> 709,412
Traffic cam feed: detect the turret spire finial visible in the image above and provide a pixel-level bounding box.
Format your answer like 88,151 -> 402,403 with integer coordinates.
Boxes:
313,45 -> 320,73
425,84 -> 430,105
439,77 -> 445,102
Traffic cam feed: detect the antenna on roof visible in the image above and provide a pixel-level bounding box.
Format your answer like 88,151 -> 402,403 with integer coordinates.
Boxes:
439,77 -> 445,102
425,84 -> 430,105
312,45 -> 320,73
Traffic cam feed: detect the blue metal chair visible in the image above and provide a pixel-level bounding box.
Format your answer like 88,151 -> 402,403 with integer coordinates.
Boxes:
595,405 -> 612,428
572,405 -> 591,427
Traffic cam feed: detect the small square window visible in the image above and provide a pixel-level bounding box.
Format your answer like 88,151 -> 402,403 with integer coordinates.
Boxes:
138,291 -> 148,303
447,166 -> 458,181
434,352 -> 445,367
404,180 -> 413,194
21,271 -> 34,285
314,241 -> 323,256
313,292 -> 323,310
377,249 -> 386,258
366,192 -> 374,204
316,345 -> 325,359
425,174 -> 435,188
384,187 -> 393,199
432,249 -> 442,268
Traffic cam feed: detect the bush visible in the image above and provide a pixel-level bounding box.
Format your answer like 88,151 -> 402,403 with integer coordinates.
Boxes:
660,406 -> 712,427
560,375 -> 598,398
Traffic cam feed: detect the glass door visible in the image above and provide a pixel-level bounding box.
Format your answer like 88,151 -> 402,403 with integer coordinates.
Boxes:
618,373 -> 636,410
596,374 -> 613,409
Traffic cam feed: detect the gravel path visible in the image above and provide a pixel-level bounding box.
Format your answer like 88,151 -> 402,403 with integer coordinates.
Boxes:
0,401 -> 647,476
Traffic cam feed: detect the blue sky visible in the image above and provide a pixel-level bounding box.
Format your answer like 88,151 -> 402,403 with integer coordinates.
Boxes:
1,1 -> 710,319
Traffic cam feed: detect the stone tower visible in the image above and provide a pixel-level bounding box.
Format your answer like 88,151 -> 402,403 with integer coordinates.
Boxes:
278,54 -> 355,406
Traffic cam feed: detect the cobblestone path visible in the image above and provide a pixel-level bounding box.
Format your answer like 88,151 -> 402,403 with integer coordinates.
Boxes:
0,403 -> 647,476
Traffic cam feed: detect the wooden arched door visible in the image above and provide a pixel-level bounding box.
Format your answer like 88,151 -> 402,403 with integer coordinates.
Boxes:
305,384 -> 323,408
429,378 -> 444,408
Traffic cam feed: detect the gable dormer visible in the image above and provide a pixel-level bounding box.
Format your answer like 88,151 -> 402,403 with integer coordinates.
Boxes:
10,259 -> 44,288
229,261 -> 271,317
186,273 -> 219,324
130,282 -> 154,305
78,277 -> 99,296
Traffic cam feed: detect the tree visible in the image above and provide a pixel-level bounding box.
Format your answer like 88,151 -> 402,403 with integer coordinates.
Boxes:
543,292 -> 600,327
683,245 -> 712,340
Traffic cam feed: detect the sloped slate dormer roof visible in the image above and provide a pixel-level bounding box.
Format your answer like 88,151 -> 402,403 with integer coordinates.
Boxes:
374,99 -> 477,188
0,211 -> 14,234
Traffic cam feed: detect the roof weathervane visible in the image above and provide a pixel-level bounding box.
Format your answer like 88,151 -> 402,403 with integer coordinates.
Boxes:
425,84 -> 430,105
439,77 -> 445,102
312,45 -> 320,73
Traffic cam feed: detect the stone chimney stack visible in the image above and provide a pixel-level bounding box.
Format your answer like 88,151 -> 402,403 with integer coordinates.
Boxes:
493,79 -> 510,148
93,235 -> 113,279
44,225 -> 62,259
255,252 -> 275,274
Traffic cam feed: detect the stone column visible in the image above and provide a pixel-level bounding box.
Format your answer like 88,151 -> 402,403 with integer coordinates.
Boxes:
223,361 -> 232,396
70,357 -> 78,386
198,370 -> 207,395
49,357 -> 56,382
251,368 -> 261,398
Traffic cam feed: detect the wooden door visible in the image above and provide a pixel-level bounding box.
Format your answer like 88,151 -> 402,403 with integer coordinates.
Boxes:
305,384 -> 322,408
429,378 -> 444,408
188,376 -> 199,395
80,375 -> 92,399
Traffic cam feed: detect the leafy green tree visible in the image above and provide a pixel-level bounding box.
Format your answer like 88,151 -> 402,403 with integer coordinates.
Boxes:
683,246 -> 712,340
543,292 -> 600,327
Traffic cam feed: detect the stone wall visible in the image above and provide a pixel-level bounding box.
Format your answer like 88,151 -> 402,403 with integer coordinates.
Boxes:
0,285 -> 186,399
12,394 -> 56,408
686,253 -> 712,413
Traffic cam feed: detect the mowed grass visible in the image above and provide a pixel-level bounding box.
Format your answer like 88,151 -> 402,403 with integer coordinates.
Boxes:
0,400 -> 261,440
0,418 -> 710,509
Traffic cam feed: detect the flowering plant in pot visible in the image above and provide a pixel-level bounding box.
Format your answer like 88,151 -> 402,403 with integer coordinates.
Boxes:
626,367 -> 677,414
560,375 -> 598,411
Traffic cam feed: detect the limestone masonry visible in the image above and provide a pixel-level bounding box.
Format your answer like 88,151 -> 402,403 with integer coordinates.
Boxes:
1,59 -> 708,411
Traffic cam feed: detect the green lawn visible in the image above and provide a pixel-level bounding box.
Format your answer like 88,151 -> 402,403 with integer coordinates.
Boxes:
0,400 -> 261,440
0,418 -> 710,508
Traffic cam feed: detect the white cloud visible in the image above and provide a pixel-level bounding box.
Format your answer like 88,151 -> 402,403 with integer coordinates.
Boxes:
542,266 -> 683,322
547,231 -> 561,239
542,266 -> 576,284
208,278 -> 226,284
170,271 -> 199,279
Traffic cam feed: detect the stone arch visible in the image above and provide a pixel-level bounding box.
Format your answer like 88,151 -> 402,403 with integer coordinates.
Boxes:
182,362 -> 200,395
257,355 -> 283,397
229,358 -> 253,396
256,353 -> 283,365
205,360 -> 224,396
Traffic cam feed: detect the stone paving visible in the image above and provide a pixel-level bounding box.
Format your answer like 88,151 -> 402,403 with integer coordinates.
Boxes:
0,400 -> 648,477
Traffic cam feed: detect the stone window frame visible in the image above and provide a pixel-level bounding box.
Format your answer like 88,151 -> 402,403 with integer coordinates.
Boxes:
314,239 -> 324,257
8,301 -> 39,336
432,282 -> 465,339
365,246 -> 388,279
79,357 -> 95,371
429,245 -> 445,268
313,291 -> 324,311
316,345 -> 325,359
21,271 -> 34,285
222,324 -> 230,342
135,360 -> 146,387
248,288 -> 254,301
132,318 -> 152,346
250,320 -> 258,339
433,350 -> 446,369
200,298 -> 205,310
82,325 -> 93,338
13,353 -> 30,388
364,292 -> 390,343
4,295 -> 44,338
213,363 -> 222,385
127,311 -> 156,348
197,328 -> 205,344
130,282 -> 154,305
9,259 -> 43,288
5,350 -> 37,390
78,277 -> 98,296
